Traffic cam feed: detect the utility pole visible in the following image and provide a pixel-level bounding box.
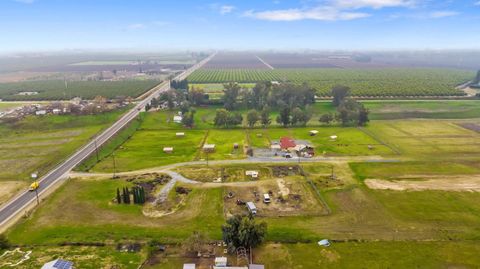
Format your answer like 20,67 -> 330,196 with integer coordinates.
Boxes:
206,151 -> 209,167
112,152 -> 117,179
34,188 -> 40,205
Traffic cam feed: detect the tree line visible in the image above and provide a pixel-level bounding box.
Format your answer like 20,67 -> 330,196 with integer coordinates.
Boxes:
116,186 -> 146,205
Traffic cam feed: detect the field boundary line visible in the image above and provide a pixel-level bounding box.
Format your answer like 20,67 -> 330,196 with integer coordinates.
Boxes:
255,55 -> 274,70
357,126 -> 402,155
299,166 -> 332,215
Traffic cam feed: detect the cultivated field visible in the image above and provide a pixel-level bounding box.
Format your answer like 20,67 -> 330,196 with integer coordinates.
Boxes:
0,80 -> 160,101
188,68 -> 473,97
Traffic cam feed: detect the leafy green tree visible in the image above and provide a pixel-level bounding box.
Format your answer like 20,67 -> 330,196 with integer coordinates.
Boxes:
226,112 -> 243,127
223,82 -> 241,110
246,110 -> 259,128
358,105 -> 370,126
260,106 -> 271,127
188,87 -> 206,106
116,188 -> 122,204
319,113 -> 334,125
182,108 -> 196,128
179,101 -> 191,115
331,85 -> 350,107
222,215 -> 267,252
276,107 -> 290,127
214,109 -> 229,127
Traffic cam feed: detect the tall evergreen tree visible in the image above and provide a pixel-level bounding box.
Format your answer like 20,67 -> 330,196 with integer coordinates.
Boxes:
116,188 -> 121,204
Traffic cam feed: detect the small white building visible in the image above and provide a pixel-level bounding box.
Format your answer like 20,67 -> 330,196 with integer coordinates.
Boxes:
203,144 -> 216,152
52,108 -> 62,114
215,257 -> 228,267
309,130 -> 319,136
176,132 -> 185,137
245,170 -> 259,178
173,115 -> 183,123
41,259 -> 74,269
35,110 -> 47,116
163,147 -> 173,153
330,135 -> 338,141
183,264 -> 196,269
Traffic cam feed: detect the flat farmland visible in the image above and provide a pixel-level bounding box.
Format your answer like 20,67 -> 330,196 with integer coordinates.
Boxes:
366,120 -> 480,158
0,109 -> 126,204
198,129 -> 246,161
202,52 -> 270,69
0,80 -> 160,100
188,68 -> 472,97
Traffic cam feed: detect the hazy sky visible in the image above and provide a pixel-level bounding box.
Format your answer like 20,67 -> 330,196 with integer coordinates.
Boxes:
1,0 -> 480,52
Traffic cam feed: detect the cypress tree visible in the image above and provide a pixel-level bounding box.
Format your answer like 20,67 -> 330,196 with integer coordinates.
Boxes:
116,188 -> 121,204
126,187 -> 130,204
140,187 -> 146,204
133,187 -> 139,204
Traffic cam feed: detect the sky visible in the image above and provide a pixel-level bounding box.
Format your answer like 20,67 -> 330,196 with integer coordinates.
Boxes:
1,0 -> 480,53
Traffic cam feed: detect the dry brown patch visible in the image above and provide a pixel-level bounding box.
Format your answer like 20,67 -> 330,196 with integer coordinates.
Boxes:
365,175 -> 480,192
0,181 -> 28,205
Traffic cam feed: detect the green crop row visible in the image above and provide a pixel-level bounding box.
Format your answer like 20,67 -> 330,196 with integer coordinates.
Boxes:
187,68 -> 473,97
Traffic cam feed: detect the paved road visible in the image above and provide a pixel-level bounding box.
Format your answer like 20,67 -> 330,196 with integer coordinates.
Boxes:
0,53 -> 216,229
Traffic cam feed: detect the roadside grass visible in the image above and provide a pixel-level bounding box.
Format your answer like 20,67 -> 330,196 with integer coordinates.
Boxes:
7,178 -> 225,245
254,241 -> 480,269
0,245 -> 143,269
0,109 -> 127,181
91,129 -> 206,172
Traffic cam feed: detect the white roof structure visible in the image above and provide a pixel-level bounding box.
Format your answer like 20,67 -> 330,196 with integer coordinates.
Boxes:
245,171 -> 259,178
183,264 -> 196,269
163,147 -> 173,152
310,130 -> 319,135
330,135 -> 338,140
35,110 -> 47,115
249,265 -> 265,269
215,257 -> 228,266
176,132 -> 185,136
173,115 -> 183,123
203,144 -> 216,149
318,239 -> 331,247
41,259 -> 73,269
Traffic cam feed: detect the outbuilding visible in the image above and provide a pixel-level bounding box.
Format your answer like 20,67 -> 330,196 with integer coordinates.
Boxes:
309,130 -> 319,136
183,264 -> 196,269
330,135 -> 338,141
163,147 -> 173,153
203,144 -> 216,152
245,170 -> 259,178
173,115 -> 183,123
176,132 -> 185,137
215,257 -> 228,267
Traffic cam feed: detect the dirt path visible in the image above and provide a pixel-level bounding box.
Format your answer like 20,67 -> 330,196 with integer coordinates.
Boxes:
365,175 -> 480,192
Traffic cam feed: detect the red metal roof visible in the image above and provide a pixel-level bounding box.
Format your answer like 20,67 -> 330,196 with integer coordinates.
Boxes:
280,137 -> 296,149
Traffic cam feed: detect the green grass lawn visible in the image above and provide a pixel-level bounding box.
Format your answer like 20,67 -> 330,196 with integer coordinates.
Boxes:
199,129 -> 246,160
91,129 -> 207,172
7,178 -> 225,245
255,241 -> 480,269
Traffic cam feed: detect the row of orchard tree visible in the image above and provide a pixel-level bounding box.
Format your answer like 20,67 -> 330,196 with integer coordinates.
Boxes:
116,186 -> 146,204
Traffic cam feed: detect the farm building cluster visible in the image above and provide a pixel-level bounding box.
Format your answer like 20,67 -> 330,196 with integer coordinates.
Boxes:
0,96 -> 131,122
271,134 -> 316,158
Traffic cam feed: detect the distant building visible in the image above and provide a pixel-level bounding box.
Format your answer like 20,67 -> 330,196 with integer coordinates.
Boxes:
249,265 -> 265,269
41,259 -> 74,269
173,115 -> 183,123
35,110 -> 47,116
183,264 -> 196,269
203,144 -> 216,152
163,147 -> 173,153
280,137 -> 296,150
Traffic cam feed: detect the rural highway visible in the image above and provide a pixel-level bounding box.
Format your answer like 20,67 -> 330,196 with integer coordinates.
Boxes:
0,52 -> 217,230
